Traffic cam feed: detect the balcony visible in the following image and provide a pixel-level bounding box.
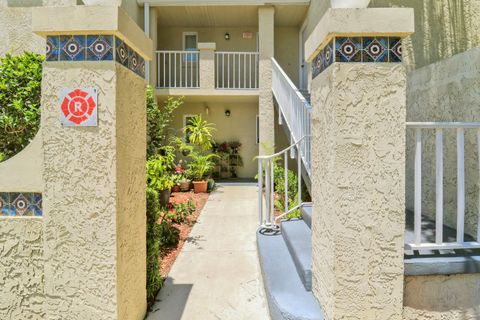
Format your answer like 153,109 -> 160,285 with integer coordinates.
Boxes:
155,46 -> 259,95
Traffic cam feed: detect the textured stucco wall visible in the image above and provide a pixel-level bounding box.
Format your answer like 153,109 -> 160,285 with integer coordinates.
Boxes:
369,0 -> 480,71
41,62 -> 118,319
115,65 -> 147,320
258,7 -> 275,155
274,26 -> 300,86
0,218 -> 44,319
406,48 -> 480,237
403,274 -> 480,319
0,2 -> 44,57
170,100 -> 259,178
0,132 -> 43,193
310,63 -> 406,320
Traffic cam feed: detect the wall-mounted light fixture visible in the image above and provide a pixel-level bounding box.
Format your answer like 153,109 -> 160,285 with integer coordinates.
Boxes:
224,32 -> 230,41
225,110 -> 231,117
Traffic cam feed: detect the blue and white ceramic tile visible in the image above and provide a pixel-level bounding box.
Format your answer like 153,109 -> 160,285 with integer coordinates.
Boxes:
0,192 -> 42,217
87,35 -> 113,61
312,36 -> 403,79
46,36 -> 60,61
45,34 -> 145,78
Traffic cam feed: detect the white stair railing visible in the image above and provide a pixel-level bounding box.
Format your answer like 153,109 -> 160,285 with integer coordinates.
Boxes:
406,122 -> 480,251
272,58 -> 312,176
215,52 -> 259,89
156,50 -> 199,88
257,136 -> 310,230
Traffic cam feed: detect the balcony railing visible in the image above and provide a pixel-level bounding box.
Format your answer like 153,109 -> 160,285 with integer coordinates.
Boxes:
215,52 -> 259,89
156,50 -> 199,89
406,122 -> 480,251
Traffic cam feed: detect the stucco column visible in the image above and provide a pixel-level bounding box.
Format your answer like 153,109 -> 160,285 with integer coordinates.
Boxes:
198,42 -> 216,90
305,8 -> 414,320
33,6 -> 152,320
258,6 -> 274,154
147,4 -> 158,87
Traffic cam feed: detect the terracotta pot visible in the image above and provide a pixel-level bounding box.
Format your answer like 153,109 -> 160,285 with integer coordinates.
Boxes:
193,181 -> 208,193
158,189 -> 171,207
179,180 -> 191,192
172,185 -> 181,193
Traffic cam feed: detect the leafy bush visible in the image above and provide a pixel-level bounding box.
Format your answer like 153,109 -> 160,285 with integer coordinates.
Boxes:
146,155 -> 175,191
0,52 -> 44,161
273,163 -> 301,218
146,188 -> 163,307
183,114 -> 216,150
147,90 -> 183,159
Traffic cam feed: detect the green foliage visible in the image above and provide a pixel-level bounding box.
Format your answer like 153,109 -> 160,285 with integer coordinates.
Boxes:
273,160 -> 301,219
187,150 -> 218,181
0,52 -> 43,161
157,220 -> 180,246
183,115 -> 216,150
146,155 -> 175,191
147,90 -> 183,158
146,188 -> 162,307
171,200 -> 196,223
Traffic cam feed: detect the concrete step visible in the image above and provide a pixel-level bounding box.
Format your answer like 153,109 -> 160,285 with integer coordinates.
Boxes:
256,230 -> 324,320
282,219 -> 312,291
302,204 -> 313,229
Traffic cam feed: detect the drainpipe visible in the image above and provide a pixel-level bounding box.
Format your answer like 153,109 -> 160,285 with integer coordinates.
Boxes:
144,2 -> 150,83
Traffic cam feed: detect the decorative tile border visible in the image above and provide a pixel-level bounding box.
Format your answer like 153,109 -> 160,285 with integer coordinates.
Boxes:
312,36 -> 402,79
46,34 -> 145,78
0,192 -> 42,217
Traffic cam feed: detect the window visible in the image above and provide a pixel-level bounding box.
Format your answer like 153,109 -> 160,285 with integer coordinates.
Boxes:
183,32 -> 198,62
183,114 -> 197,143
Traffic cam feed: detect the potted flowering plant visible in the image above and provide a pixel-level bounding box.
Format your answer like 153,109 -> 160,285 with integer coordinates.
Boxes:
188,150 -> 218,193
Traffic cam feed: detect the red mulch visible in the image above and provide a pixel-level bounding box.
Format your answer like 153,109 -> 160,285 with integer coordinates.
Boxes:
159,191 -> 209,279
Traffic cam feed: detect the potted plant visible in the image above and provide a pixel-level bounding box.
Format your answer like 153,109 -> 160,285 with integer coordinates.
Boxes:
147,156 -> 175,207
188,150 -> 218,193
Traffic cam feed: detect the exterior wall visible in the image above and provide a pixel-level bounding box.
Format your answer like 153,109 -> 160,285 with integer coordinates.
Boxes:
170,100 -> 259,178
310,63 -> 406,320
0,132 -> 43,192
115,65 -> 147,320
369,0 -> 480,71
406,48 -> 480,237
0,1 -> 44,57
41,61 -> 119,319
403,274 -> 480,319
121,0 -> 143,29
274,26 -> 299,86
0,218 -> 44,319
156,27 -> 258,52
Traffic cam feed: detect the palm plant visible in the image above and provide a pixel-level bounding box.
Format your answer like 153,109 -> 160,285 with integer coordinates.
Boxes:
188,150 -> 218,181
183,115 -> 216,150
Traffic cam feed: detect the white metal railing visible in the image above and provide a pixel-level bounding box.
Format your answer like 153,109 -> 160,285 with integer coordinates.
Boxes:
215,52 -> 259,89
156,50 -> 199,88
406,122 -> 480,251
272,58 -> 312,176
257,136 -> 311,230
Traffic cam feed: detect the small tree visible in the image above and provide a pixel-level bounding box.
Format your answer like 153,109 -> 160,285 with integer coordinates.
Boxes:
0,52 -> 44,161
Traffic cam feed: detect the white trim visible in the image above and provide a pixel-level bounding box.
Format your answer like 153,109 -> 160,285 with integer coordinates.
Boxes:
138,0 -> 310,6
182,32 -> 198,51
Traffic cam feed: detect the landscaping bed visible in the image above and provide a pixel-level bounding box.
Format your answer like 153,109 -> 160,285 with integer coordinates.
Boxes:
159,191 -> 209,279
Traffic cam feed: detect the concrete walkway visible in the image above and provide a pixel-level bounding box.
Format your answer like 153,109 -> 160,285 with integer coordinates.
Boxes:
147,184 -> 270,320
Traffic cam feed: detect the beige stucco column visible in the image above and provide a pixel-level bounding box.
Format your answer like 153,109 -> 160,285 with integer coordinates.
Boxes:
198,42 -> 216,90
305,8 -> 414,320
33,6 -> 152,320
258,6 -> 274,154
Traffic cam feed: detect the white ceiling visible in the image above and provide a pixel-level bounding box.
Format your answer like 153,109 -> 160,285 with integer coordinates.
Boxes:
155,5 -> 309,27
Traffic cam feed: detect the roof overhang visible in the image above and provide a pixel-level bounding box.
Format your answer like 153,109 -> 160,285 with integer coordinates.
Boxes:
138,0 -> 310,6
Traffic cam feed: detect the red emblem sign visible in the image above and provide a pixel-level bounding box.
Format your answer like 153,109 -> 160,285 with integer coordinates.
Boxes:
59,88 -> 97,126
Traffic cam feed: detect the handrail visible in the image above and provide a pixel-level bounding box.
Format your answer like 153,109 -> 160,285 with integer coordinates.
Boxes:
258,136 -> 310,230
271,57 -> 312,177
406,122 -> 480,251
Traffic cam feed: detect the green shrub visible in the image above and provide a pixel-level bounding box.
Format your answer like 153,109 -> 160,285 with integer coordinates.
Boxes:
0,52 -> 44,161
146,188 -> 162,307
147,90 -> 183,159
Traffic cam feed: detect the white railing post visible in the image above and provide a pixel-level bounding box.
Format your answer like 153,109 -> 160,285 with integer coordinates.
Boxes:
214,52 -> 259,89
457,128 -> 465,243
284,152 -> 288,214
478,129 -> 480,242
435,129 -> 444,245
155,51 -> 199,89
258,159 -> 263,226
414,128 -> 422,245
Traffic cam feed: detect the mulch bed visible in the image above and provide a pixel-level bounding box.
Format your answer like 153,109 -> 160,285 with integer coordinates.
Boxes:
159,191 -> 209,279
